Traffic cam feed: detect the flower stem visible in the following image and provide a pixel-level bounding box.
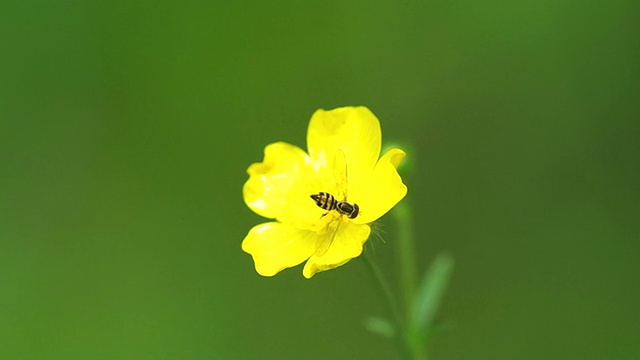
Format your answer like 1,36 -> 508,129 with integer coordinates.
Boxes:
393,198 -> 427,360
363,219 -> 427,360
362,249 -> 404,331
364,197 -> 427,360
393,199 -> 418,323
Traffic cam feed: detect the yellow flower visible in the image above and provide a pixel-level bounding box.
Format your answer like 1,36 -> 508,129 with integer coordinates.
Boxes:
242,106 -> 407,278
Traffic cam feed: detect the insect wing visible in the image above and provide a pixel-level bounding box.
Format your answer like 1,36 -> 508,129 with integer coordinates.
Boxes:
314,149 -> 349,257
314,217 -> 341,257
333,149 -> 348,201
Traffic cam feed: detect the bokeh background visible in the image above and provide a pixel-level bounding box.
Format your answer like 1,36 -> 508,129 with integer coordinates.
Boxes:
1,1 -> 639,359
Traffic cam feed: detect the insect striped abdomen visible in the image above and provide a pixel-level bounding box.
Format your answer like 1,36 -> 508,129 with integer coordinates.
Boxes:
310,192 -> 336,211
310,192 -> 359,219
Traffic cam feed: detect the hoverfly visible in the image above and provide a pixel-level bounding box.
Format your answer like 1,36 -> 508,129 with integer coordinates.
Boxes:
309,149 -> 360,256
310,192 -> 359,219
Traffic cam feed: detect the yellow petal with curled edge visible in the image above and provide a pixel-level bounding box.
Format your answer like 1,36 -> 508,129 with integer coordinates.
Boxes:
242,222 -> 317,277
306,107 -> 381,190
243,142 -> 313,220
350,148 -> 407,224
302,220 -> 371,278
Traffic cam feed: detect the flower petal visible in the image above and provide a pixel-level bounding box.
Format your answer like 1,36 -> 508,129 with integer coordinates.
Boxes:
243,142 -> 312,220
244,142 -> 336,231
350,148 -> 408,224
242,222 -> 317,277
302,221 -> 371,278
306,107 -> 381,189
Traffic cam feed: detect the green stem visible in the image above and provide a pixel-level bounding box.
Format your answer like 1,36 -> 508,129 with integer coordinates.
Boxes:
364,198 -> 428,359
362,249 -> 405,332
362,249 -> 409,359
393,199 -> 418,323
393,199 -> 426,360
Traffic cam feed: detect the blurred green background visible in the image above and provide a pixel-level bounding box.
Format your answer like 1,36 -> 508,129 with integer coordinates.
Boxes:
1,1 -> 639,359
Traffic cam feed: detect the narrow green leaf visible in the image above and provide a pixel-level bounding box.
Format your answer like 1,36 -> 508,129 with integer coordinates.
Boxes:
411,252 -> 455,332
363,315 -> 396,338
